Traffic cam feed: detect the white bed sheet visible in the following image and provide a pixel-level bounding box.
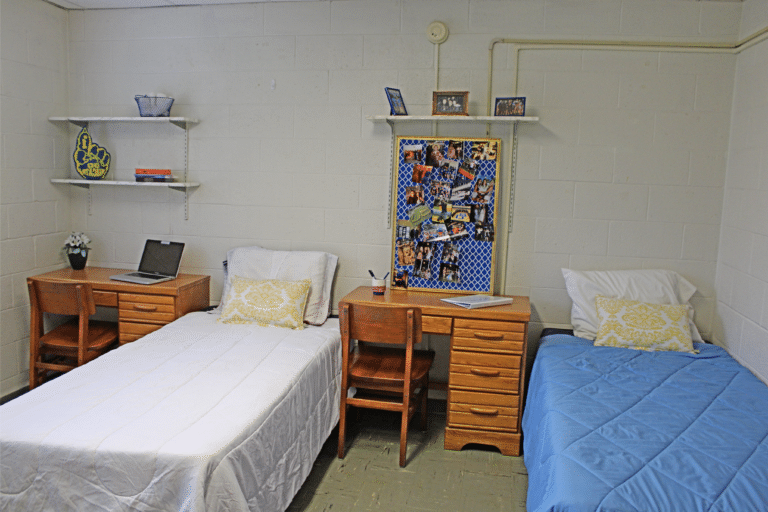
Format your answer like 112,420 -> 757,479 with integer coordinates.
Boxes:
0,312 -> 342,512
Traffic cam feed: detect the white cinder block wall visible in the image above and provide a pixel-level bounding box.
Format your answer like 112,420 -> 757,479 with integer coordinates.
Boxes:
0,0 -> 71,394
714,0 -> 768,383
2,0 -> 765,395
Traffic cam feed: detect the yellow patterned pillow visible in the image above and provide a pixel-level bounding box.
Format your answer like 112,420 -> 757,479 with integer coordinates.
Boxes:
593,295 -> 697,353
219,277 -> 311,329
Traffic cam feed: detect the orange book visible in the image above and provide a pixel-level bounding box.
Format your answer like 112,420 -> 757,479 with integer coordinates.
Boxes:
135,168 -> 171,175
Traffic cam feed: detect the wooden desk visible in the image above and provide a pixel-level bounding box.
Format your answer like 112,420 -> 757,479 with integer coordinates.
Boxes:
339,286 -> 531,456
29,267 -> 210,344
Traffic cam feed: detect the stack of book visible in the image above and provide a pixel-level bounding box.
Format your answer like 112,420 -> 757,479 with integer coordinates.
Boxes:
135,168 -> 174,182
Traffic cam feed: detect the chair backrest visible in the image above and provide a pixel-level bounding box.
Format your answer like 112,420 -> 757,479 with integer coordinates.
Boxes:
28,281 -> 96,318
340,303 -> 422,346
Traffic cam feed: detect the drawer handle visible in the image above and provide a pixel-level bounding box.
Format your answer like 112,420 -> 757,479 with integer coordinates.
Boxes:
470,368 -> 500,377
474,332 -> 504,341
133,304 -> 158,312
469,407 -> 499,416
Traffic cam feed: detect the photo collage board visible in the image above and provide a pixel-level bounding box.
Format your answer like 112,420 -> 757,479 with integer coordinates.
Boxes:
391,136 -> 501,293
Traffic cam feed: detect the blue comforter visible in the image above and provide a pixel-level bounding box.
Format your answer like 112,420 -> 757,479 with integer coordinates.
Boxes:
522,334 -> 768,512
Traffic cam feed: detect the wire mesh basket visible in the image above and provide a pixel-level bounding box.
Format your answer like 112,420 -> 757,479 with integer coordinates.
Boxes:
135,95 -> 174,117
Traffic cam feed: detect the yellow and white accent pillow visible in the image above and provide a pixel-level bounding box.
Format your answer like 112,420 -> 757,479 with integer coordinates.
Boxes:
219,277 -> 311,329
593,295 -> 697,353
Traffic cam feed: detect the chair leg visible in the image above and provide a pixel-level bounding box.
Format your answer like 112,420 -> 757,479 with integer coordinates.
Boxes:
399,406 -> 409,467
338,402 -> 347,459
29,366 -> 38,391
420,379 -> 429,431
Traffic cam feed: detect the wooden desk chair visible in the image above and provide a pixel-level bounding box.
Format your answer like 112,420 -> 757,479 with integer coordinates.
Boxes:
27,280 -> 119,390
338,303 -> 435,467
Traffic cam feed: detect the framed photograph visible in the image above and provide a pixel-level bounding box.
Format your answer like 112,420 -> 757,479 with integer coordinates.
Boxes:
432,91 -> 469,116
385,87 -> 408,115
494,96 -> 526,116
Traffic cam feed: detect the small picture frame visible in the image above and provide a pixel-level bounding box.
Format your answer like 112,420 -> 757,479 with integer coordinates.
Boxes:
432,91 -> 469,116
494,97 -> 526,116
385,87 -> 408,115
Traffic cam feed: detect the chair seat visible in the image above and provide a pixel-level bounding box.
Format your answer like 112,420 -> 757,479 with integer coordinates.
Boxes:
349,345 -> 435,386
40,319 -> 118,353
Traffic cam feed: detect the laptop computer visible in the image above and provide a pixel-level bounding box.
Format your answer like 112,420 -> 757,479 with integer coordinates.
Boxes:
110,240 -> 185,285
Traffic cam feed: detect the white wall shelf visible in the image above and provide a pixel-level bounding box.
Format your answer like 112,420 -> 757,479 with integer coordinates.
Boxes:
49,116 -> 199,219
49,116 -> 198,129
366,115 -> 538,124
51,179 -> 200,190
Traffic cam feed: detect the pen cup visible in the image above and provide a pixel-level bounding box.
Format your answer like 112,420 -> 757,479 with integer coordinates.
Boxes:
371,278 -> 387,295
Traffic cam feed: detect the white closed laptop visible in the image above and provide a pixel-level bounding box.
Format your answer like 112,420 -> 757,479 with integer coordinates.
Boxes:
110,240 -> 185,285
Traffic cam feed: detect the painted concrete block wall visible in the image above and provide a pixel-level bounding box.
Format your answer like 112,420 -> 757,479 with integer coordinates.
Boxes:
0,0 -> 752,392
0,0 -> 71,395
509,45 -> 735,353
715,0 -> 768,383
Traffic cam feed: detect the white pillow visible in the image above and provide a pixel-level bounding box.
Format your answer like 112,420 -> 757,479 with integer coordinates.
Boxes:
561,268 -> 702,342
221,246 -> 337,325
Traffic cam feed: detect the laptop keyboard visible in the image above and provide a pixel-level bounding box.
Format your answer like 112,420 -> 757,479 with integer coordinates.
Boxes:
128,272 -> 166,280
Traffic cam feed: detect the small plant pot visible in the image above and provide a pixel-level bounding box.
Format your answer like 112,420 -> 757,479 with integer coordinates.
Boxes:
68,250 -> 89,270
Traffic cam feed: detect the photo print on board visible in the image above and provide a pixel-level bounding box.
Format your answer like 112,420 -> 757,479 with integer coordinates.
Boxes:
450,175 -> 473,201
396,220 -> 421,240
475,222 -> 495,242
451,205 -> 471,223
422,223 -> 450,243
471,204 -> 488,225
439,160 -> 458,181
393,269 -> 409,289
414,242 -> 435,279
405,185 -> 425,205
430,180 -> 452,201
407,204 -> 432,226
470,140 -> 498,160
404,144 -> 423,164
446,220 -> 469,240
458,158 -> 477,180
431,198 -> 452,223
412,164 -> 431,184
425,142 -> 445,167
471,177 -> 495,204
439,243 -> 461,283
396,239 -> 416,266
446,140 -> 464,161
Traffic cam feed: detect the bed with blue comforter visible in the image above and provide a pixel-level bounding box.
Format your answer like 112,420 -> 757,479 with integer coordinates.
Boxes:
522,333 -> 768,512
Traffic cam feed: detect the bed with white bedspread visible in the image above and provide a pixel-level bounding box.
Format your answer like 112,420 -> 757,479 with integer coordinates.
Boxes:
0,312 -> 342,512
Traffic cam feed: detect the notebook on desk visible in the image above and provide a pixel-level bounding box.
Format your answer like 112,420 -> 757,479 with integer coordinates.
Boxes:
110,240 -> 185,285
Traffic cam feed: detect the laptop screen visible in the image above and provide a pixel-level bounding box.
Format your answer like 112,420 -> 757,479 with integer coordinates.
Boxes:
137,240 -> 185,276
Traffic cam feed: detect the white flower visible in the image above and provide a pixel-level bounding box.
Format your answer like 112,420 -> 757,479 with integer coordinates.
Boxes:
63,232 -> 91,253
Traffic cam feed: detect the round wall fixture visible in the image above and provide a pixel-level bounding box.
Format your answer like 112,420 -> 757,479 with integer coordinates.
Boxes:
427,21 -> 449,44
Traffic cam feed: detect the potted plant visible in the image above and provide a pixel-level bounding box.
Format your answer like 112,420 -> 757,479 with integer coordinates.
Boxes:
63,232 -> 91,270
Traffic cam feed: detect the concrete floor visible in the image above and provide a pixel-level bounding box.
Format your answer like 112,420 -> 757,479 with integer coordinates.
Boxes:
287,403 -> 528,512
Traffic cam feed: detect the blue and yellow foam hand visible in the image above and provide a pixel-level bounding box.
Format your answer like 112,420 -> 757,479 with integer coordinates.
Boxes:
73,126 -> 110,180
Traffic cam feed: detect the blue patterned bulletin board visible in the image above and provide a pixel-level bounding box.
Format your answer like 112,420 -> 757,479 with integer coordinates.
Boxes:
391,136 -> 501,293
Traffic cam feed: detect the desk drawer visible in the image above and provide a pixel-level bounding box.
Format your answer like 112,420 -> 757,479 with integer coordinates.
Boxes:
453,319 -> 525,353
120,322 -> 164,343
448,390 -> 519,432
449,364 -> 520,392
423,315 -> 452,334
119,294 -> 175,324
93,291 -> 118,307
